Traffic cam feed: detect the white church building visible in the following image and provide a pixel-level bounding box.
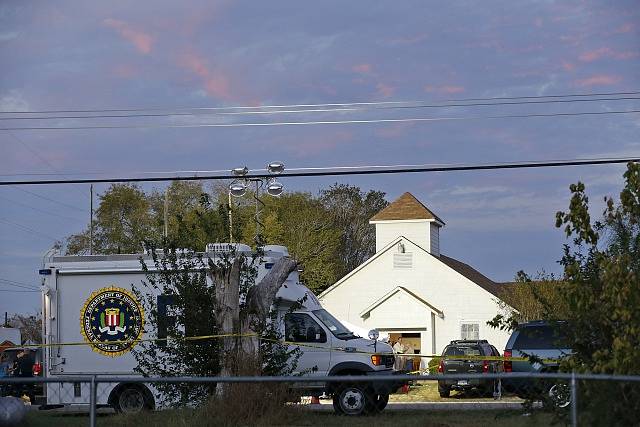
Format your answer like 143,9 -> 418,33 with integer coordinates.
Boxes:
318,192 -> 511,359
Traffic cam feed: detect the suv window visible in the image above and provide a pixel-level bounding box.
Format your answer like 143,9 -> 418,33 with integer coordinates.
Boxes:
285,313 -> 327,343
513,325 -> 568,350
443,345 -> 482,356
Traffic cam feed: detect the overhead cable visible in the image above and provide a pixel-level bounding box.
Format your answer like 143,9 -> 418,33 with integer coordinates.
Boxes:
1,157 -> 637,186
1,96 -> 639,121
2,90 -> 640,115
1,109 -> 639,131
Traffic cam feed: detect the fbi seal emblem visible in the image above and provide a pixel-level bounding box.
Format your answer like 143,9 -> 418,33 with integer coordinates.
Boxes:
80,286 -> 144,357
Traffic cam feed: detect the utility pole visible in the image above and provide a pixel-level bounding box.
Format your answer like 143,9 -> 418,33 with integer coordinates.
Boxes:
164,187 -> 169,239
90,184 -> 93,255
228,192 -> 233,243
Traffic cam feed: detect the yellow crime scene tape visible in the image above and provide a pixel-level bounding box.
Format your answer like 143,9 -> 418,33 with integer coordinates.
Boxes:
3,333 -> 552,364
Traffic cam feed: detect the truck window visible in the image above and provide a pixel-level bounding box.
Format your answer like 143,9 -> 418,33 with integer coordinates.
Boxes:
284,313 -> 327,343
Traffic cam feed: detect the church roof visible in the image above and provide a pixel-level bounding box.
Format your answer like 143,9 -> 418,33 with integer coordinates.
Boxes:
370,192 -> 445,224
439,255 -> 503,299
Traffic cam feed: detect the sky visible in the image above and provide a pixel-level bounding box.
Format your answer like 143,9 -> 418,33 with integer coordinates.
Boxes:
1,0 -> 639,315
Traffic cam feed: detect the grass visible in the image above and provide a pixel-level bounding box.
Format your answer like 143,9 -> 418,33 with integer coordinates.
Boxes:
390,381 -> 522,403
24,409 -> 553,427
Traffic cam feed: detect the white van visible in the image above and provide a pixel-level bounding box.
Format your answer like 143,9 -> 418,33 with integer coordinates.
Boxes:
39,244 -> 400,415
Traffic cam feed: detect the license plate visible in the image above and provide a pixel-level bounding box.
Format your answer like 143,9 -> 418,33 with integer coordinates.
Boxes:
457,380 -> 468,386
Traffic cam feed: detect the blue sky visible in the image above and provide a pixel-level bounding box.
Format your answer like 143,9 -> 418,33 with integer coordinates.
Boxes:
1,0 -> 639,314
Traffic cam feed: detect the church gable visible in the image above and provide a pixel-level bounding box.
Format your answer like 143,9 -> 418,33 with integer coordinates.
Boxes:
360,286 -> 442,328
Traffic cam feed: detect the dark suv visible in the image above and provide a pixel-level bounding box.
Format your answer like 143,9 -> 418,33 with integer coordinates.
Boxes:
437,340 -> 503,397
503,321 -> 571,405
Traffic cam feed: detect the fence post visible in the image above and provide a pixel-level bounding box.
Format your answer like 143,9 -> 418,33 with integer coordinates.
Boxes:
89,375 -> 97,427
571,372 -> 578,427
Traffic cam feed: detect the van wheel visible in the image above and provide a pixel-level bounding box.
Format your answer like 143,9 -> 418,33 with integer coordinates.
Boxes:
114,385 -> 153,414
332,384 -> 371,416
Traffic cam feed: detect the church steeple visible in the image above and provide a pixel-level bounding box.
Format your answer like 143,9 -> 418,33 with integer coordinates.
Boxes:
369,192 -> 444,255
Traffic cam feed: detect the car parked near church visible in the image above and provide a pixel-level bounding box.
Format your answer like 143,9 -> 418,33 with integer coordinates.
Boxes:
437,339 -> 503,397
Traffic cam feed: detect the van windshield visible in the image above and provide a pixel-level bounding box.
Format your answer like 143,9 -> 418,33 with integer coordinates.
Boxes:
312,309 -> 356,339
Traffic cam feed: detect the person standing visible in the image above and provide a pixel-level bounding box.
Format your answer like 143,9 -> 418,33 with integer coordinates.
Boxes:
393,337 -> 407,371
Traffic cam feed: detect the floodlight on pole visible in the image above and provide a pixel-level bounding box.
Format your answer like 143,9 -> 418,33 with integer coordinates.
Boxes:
231,166 -> 249,177
266,179 -> 284,196
229,180 -> 247,197
267,161 -> 285,175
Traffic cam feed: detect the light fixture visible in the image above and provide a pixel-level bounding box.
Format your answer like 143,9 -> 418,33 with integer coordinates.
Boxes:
397,242 -> 405,253
267,161 -> 285,174
368,329 -> 380,341
229,181 -> 247,197
266,180 -> 284,196
231,166 -> 249,177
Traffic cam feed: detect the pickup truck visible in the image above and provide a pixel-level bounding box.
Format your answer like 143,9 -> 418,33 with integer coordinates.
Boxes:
437,340 -> 502,397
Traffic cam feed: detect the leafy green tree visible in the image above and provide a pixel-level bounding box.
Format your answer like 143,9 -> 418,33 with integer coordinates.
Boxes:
66,184 -> 155,254
320,184 -> 388,278
133,245 -> 222,406
490,271 -> 567,331
264,193 -> 341,293
491,163 -> 640,424
550,163 -> 640,425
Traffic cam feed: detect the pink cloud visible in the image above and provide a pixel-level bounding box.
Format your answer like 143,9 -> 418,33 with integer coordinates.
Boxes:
104,19 -> 154,54
352,63 -> 372,74
575,74 -> 621,87
578,47 -> 637,62
579,47 -> 613,62
424,85 -> 465,94
562,61 -> 576,72
376,83 -> 395,98
179,52 -> 232,100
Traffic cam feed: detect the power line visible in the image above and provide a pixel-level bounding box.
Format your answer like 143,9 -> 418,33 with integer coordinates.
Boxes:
10,187 -> 86,212
0,290 -> 40,293
0,279 -> 39,291
2,90 -> 640,114
0,218 -> 61,241
1,109 -> 639,131
5,131 -> 88,199
0,194 -> 85,222
0,157 -> 637,186
1,96 -> 639,121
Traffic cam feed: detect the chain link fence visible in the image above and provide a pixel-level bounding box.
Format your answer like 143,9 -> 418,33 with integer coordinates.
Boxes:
1,372 -> 639,426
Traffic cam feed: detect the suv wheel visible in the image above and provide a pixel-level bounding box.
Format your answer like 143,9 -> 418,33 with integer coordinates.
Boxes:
438,386 -> 450,398
547,383 -> 571,408
332,384 -> 371,416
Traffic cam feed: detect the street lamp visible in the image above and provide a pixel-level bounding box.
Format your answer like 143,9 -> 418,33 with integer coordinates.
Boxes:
228,162 -> 286,244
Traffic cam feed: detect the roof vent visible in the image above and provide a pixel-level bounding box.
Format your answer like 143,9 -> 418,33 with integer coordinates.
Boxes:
393,253 -> 413,269
205,243 -> 252,253
263,245 -> 289,257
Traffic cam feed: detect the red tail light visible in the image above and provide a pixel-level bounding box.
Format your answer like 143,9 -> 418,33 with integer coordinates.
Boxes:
437,360 -> 444,373
483,360 -> 489,373
32,362 -> 42,376
503,350 -> 512,373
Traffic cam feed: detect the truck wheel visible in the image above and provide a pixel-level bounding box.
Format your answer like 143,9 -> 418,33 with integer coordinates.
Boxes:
114,385 -> 153,414
332,384 -> 372,416
438,387 -> 450,398
365,393 -> 389,414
